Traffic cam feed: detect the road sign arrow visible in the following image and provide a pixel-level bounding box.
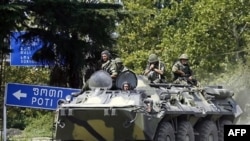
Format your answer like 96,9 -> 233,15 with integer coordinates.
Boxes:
13,90 -> 27,100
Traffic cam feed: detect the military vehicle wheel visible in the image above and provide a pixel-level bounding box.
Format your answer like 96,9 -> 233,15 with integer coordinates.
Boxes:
154,121 -> 175,141
176,121 -> 194,141
195,120 -> 218,141
218,119 -> 232,141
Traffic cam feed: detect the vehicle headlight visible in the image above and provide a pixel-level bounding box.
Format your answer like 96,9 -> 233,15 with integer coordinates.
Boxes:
65,95 -> 72,102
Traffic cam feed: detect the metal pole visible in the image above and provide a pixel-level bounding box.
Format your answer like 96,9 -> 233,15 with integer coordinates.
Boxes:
0,119 -> 2,141
3,84 -> 7,141
51,111 -> 54,141
3,104 -> 6,141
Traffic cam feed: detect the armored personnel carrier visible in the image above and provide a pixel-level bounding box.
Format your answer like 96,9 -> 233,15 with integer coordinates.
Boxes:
54,70 -> 242,141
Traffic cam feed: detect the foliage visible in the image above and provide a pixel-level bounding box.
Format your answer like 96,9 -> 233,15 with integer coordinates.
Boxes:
0,0 -> 29,92
117,0 -> 250,82
4,66 -> 50,84
22,111 -> 54,137
0,0 -> 27,38
9,111 -> 54,139
19,0 -> 125,88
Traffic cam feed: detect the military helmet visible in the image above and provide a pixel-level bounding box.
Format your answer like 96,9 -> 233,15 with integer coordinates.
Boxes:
101,50 -> 111,57
115,58 -> 122,63
148,54 -> 159,63
179,54 -> 189,60
122,81 -> 130,87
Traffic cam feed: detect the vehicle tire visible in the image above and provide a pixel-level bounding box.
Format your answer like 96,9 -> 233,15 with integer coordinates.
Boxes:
154,121 -> 175,141
218,119 -> 233,141
195,120 -> 218,141
176,121 -> 194,141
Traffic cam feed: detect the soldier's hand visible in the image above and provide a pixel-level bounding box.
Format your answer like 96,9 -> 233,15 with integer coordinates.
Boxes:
150,64 -> 155,70
180,71 -> 185,76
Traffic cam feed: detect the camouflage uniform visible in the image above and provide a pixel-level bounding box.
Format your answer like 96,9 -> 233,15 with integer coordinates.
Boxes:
101,59 -> 118,77
172,54 -> 197,85
100,50 -> 118,89
144,54 -> 166,83
77,50 -> 117,93
115,58 -> 129,74
172,60 -> 193,80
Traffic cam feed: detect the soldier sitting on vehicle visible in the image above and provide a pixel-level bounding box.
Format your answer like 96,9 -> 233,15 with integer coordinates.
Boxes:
73,50 -> 118,96
99,50 -> 118,89
115,57 -> 129,75
100,50 -> 118,80
172,54 -> 197,86
144,54 -> 166,83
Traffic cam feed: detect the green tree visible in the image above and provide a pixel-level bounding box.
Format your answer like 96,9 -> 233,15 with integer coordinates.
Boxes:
0,0 -> 125,131
19,0 -> 124,88
117,0 -> 250,82
0,0 -> 28,91
0,0 -> 30,130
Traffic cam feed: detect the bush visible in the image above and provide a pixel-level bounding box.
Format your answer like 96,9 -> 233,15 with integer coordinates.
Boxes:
21,112 -> 54,137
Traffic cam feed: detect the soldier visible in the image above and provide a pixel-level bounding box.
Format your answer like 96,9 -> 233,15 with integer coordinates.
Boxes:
100,50 -> 118,80
144,54 -> 166,83
122,81 -> 131,91
172,54 -> 197,85
99,50 -> 118,90
115,57 -> 128,75
74,50 -> 118,95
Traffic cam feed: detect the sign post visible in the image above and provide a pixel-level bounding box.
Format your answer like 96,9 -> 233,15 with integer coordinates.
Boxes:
3,83 -> 80,140
10,31 -> 45,66
5,83 -> 80,110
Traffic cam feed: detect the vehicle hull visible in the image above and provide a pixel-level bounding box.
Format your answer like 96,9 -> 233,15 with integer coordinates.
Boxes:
55,108 -> 159,141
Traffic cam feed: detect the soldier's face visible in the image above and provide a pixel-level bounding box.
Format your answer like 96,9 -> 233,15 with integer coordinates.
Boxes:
116,63 -> 122,68
181,59 -> 188,65
102,54 -> 108,62
123,84 -> 129,90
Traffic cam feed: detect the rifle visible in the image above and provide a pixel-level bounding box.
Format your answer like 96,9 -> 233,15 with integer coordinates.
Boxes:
177,76 -> 197,86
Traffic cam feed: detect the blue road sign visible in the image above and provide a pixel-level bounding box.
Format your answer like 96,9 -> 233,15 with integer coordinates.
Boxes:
5,83 -> 80,110
10,31 -> 44,66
